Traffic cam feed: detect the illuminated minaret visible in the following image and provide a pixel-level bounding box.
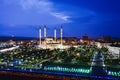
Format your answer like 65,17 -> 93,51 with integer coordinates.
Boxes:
118,49 -> 120,58
39,27 -> 42,46
54,27 -> 56,41
44,25 -> 46,39
60,26 -> 63,45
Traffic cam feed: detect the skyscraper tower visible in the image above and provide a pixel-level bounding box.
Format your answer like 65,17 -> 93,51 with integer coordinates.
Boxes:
54,27 -> 56,41
39,27 -> 42,46
44,25 -> 46,39
60,26 -> 63,45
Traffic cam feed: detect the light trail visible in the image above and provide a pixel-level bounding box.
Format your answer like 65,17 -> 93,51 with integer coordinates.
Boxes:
0,46 -> 19,53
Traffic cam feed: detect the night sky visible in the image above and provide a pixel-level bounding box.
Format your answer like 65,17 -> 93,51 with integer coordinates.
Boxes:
0,0 -> 120,38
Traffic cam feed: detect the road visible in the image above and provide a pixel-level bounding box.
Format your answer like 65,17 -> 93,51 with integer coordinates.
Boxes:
0,46 -> 19,53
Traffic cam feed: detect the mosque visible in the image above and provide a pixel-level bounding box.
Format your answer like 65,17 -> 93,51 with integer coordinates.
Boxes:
38,25 -> 70,49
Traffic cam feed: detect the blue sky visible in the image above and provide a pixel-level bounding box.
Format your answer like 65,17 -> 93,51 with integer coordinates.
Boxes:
0,0 -> 120,38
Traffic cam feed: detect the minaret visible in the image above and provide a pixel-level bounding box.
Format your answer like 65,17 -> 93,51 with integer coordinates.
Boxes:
54,27 -> 56,41
44,25 -> 46,39
39,27 -> 42,46
118,49 -> 120,58
60,26 -> 63,45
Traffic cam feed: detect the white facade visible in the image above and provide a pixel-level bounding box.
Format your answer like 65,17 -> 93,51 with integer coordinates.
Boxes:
95,42 -> 120,58
107,46 -> 120,58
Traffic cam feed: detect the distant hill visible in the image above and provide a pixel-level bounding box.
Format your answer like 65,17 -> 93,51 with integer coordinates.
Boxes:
0,36 -> 38,41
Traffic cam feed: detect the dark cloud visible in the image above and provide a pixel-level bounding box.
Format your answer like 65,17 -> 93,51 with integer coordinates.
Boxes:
0,0 -> 120,38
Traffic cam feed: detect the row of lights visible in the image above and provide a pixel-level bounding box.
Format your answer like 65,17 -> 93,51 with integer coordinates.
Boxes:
2,66 -> 120,79
108,71 -> 120,77
44,66 -> 91,74
44,66 -> 120,77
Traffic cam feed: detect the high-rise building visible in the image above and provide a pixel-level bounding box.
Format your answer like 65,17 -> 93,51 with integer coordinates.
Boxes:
82,35 -> 88,41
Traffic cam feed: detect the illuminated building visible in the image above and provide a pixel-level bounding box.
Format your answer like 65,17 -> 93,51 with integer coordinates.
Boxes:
38,25 -> 69,49
95,42 -> 120,58
107,45 -> 120,58
80,35 -> 90,44
82,35 -> 88,41
98,36 -> 111,43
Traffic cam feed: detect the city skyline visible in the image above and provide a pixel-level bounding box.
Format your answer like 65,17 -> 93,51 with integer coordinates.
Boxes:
0,0 -> 120,38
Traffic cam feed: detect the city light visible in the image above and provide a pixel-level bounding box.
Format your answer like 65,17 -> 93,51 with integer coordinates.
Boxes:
108,71 -> 120,77
0,0 -> 120,80
44,66 -> 91,74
